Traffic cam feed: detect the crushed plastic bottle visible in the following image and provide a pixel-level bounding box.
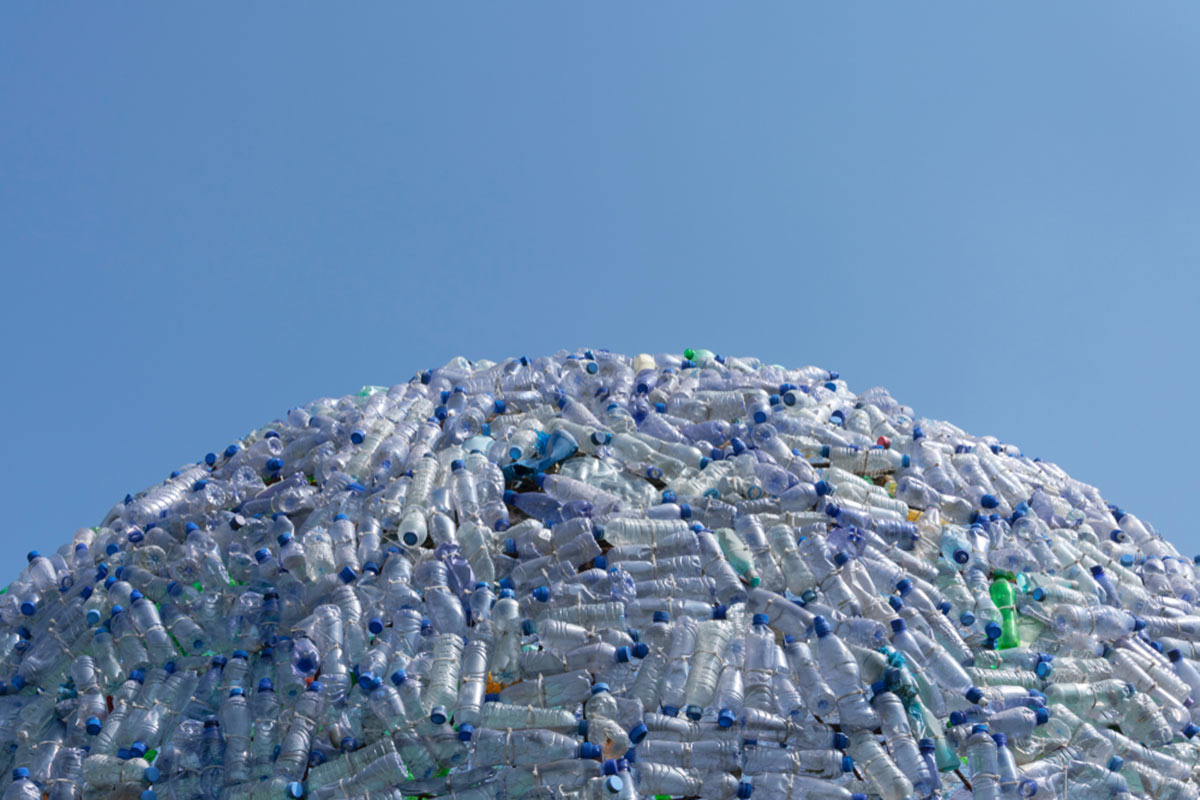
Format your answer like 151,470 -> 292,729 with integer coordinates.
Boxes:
2,348 -> 1199,799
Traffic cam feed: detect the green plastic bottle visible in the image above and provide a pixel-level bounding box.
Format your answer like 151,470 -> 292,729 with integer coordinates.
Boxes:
989,578 -> 1021,650
714,527 -> 760,586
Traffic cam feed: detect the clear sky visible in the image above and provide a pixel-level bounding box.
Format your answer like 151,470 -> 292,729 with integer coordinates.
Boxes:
2,4 -> 1198,581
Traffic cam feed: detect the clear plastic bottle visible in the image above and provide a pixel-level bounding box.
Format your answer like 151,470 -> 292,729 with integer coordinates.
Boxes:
812,617 -> 879,731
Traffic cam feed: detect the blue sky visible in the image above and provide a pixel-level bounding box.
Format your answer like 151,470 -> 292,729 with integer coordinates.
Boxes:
2,4 -> 1198,579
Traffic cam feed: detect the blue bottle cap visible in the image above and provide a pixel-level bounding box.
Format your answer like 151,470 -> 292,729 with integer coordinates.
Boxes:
141,791 -> 157,800
19,601 -> 36,617
629,722 -> 648,743
531,586 -> 550,602
286,782 -> 305,799
338,566 -> 357,583
891,618 -> 907,633
258,678 -> 274,691
591,682 -> 611,695
430,704 -> 448,725
579,742 -> 602,759
1169,649 -> 1183,663
965,686 -> 985,705
307,681 -> 322,692
457,723 -> 474,741
1090,564 -> 1104,577
652,611 -> 671,623
895,579 -> 912,596
602,758 -> 619,776
712,604 -> 727,620
737,781 -> 753,798
832,732 -> 849,750
850,796 -> 868,800
813,616 -> 832,638
918,738 -> 935,753
1108,756 -> 1124,772
451,459 -> 465,471
390,669 -> 406,686
685,704 -> 703,721
985,621 -> 1003,640
981,494 -> 999,509
578,719 -> 589,737
992,732 -> 1008,747
368,617 -> 384,634
661,705 -> 678,717
632,642 -> 649,659
254,548 -> 271,563
593,555 -> 607,570
718,709 -> 736,728
614,646 -> 631,663
960,610 -> 976,627
603,776 -> 623,794
953,549 -> 970,564
1036,661 -> 1053,678
1035,707 -> 1050,725
888,596 -> 904,612
841,755 -> 854,772
1185,723 -> 1200,739
86,716 -> 103,735
752,613 -> 770,627
1133,617 -> 1147,632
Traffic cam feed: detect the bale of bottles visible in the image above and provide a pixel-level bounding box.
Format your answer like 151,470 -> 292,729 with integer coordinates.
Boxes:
3,348 -> 1200,800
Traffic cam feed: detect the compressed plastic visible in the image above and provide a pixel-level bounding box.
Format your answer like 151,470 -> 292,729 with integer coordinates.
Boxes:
2,348 -> 1200,798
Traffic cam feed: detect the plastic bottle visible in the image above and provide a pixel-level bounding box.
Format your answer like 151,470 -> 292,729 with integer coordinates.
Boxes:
812,616 -> 879,731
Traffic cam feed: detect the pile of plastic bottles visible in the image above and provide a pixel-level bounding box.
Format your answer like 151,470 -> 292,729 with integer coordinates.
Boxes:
3,348 -> 1200,800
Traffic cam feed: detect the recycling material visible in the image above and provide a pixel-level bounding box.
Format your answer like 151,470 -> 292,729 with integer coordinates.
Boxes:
3,348 -> 1200,800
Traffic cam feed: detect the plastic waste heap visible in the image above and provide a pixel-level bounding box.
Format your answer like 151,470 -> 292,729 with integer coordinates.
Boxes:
3,348 -> 1200,800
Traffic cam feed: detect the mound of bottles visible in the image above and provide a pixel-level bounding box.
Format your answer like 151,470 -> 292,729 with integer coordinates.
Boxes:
4,348 -> 1200,800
